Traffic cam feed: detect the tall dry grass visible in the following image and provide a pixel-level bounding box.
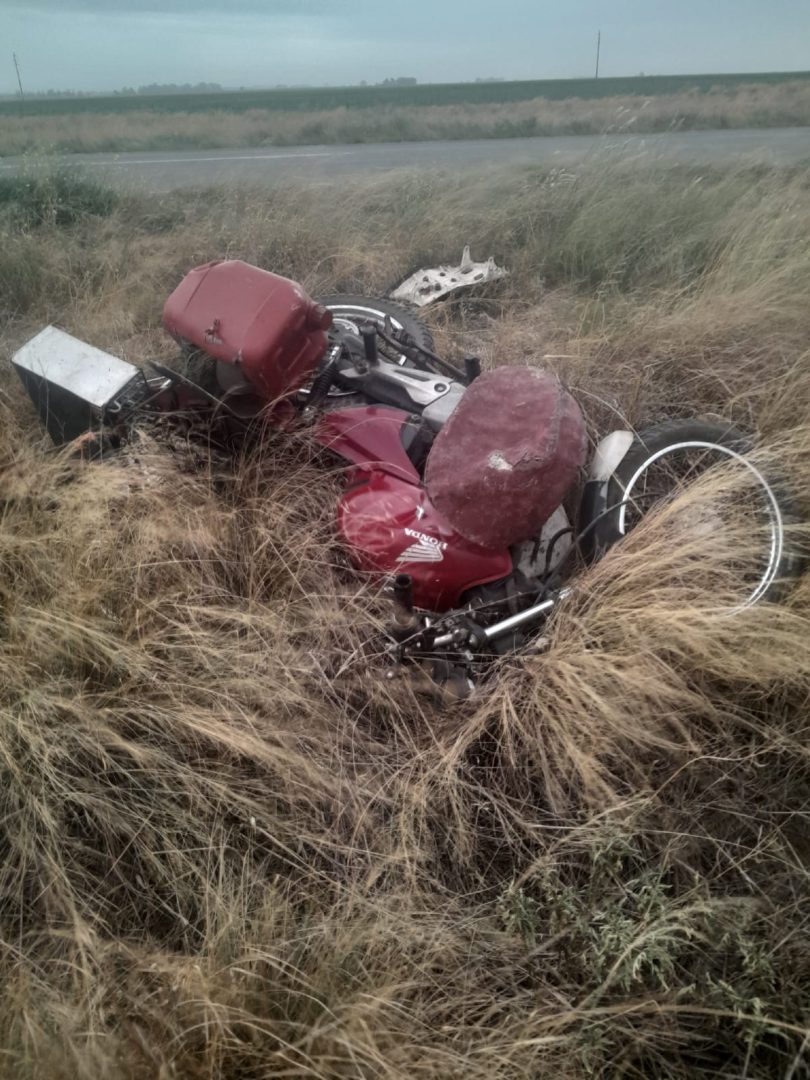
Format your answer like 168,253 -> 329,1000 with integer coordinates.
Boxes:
1,79 -> 809,155
2,155 -> 810,1077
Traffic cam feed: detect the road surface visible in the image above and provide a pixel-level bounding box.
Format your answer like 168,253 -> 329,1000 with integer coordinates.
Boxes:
1,128 -> 808,192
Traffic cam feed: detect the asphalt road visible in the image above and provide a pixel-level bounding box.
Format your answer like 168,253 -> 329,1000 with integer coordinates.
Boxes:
2,128 -> 808,192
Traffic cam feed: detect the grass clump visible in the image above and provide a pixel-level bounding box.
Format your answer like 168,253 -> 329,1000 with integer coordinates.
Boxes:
0,164 -> 118,317
0,165 -> 117,229
1,155 -> 810,1077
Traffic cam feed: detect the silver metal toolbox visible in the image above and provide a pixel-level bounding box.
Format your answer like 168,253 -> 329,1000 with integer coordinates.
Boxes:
12,326 -> 147,444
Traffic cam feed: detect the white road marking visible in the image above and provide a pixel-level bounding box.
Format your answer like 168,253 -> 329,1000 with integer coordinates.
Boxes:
0,150 -> 348,170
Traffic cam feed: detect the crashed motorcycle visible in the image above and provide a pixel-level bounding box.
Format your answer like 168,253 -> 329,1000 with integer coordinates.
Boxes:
13,259 -> 799,695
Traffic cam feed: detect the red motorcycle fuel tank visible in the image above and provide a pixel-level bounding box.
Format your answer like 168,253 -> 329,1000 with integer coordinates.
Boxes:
337,470 -> 512,612
162,259 -> 332,401
317,405 -> 511,611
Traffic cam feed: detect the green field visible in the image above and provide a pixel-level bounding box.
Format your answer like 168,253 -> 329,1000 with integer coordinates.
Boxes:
2,69 -> 810,118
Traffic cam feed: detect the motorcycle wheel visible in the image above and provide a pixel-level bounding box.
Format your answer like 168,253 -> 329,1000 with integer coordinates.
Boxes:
586,419 -> 802,608
317,294 -> 434,362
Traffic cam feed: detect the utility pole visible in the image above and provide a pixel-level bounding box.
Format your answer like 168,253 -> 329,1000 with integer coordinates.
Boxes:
594,31 -> 601,79
12,52 -> 24,98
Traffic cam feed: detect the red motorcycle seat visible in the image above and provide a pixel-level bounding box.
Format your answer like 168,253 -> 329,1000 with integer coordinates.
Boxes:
424,366 -> 587,550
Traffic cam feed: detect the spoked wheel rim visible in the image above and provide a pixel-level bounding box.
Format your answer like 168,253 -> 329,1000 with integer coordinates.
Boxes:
324,303 -> 411,364
327,303 -> 409,336
615,440 -> 785,610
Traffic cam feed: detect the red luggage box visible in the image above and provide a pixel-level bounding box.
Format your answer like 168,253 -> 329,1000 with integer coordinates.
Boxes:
163,259 -> 332,401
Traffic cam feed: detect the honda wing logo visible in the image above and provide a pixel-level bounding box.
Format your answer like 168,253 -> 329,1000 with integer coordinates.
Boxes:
397,539 -> 443,563
397,528 -> 446,564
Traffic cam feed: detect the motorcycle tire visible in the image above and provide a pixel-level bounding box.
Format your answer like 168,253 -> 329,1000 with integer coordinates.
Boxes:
584,419 -> 803,607
317,294 -> 434,358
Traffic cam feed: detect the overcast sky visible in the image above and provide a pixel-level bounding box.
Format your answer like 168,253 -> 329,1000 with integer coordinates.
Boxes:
2,0 -> 808,95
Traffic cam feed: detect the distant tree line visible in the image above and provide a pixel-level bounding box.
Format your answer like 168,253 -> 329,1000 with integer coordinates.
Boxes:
5,79 -> 423,99
115,83 -> 225,96
12,82 -> 225,99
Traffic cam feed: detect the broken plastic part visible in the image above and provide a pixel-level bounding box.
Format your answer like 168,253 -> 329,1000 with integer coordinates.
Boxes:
389,247 -> 508,308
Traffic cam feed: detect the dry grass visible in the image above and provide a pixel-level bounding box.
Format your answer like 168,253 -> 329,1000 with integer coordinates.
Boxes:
2,155 -> 810,1077
1,80 -> 810,155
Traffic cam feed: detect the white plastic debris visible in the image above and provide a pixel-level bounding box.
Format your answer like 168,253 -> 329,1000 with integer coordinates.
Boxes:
389,246 -> 508,307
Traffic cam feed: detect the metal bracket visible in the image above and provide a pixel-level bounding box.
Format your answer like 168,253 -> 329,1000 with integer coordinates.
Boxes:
389,246 -> 508,308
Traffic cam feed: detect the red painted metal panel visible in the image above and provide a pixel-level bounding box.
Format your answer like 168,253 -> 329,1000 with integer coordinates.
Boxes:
314,405 -> 421,484
163,260 -> 331,402
337,471 -> 512,611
